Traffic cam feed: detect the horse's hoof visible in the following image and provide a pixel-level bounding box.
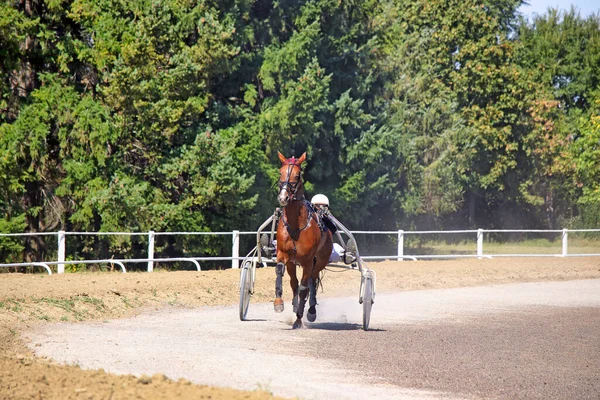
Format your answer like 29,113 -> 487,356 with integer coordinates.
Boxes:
292,319 -> 303,329
307,306 -> 316,322
274,298 -> 284,313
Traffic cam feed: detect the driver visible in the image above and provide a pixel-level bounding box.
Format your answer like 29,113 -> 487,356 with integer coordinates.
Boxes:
310,193 -> 337,233
310,194 -> 355,264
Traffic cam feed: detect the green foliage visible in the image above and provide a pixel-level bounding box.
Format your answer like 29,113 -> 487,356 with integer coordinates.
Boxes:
519,8 -> 600,111
572,96 -> 600,205
518,9 -> 600,226
0,214 -> 26,263
0,0 -> 599,267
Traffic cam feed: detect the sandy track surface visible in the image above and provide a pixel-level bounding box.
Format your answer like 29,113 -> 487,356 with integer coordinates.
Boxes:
25,280 -> 600,400
1,257 -> 600,399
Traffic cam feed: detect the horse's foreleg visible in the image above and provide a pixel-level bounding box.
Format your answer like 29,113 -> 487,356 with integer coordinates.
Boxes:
274,262 -> 285,313
293,265 -> 312,329
293,281 -> 309,329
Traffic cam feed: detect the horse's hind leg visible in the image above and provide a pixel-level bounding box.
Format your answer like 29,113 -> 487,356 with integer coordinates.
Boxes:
307,277 -> 317,322
292,289 -> 298,313
308,252 -> 328,323
274,262 -> 285,313
287,262 -> 299,313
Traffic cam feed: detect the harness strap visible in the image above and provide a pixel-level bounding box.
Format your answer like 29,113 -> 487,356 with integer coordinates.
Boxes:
281,200 -> 316,264
282,199 -> 314,239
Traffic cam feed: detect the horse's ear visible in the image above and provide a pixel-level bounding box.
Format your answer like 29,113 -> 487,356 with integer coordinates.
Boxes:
277,151 -> 287,164
297,152 -> 307,165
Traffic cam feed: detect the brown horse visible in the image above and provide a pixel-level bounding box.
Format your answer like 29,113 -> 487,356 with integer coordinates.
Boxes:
274,151 -> 333,329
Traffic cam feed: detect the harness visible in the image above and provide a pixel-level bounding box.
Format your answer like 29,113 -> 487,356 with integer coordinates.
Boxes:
277,156 -> 324,262
282,199 -> 315,240
315,206 -> 328,233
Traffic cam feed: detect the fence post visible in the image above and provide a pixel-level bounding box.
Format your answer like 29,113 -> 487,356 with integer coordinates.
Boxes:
147,231 -> 155,272
397,230 -> 404,261
57,230 -> 66,274
477,229 -> 483,259
562,228 -> 568,257
232,230 -> 240,269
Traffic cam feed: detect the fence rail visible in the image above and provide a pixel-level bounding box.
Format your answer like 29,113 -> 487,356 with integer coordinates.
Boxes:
1,228 -> 599,274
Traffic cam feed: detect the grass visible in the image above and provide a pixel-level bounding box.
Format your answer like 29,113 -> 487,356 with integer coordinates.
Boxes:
254,383 -> 274,396
36,297 -> 76,311
77,295 -> 106,311
1,290 -> 146,326
34,297 -> 85,320
4,298 -> 24,313
402,237 -> 600,256
121,296 -> 134,308
168,292 -> 179,306
30,295 -> 108,321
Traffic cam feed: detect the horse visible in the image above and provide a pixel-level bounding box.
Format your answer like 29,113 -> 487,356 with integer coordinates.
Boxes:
273,151 -> 333,329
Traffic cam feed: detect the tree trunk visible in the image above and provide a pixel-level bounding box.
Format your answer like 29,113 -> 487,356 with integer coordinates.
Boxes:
545,187 -> 555,230
23,183 -> 47,263
468,191 -> 476,227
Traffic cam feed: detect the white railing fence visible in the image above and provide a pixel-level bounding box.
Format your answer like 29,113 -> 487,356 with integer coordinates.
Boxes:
1,228 -> 599,274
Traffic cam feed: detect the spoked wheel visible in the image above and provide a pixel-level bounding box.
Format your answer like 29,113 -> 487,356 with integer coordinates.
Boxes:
362,273 -> 374,330
239,262 -> 252,321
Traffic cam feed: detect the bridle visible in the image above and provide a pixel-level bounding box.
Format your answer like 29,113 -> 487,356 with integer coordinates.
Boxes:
278,161 -> 304,202
278,160 -> 314,244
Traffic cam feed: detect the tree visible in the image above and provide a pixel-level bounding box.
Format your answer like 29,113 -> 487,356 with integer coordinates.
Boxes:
518,9 -> 600,227
0,0 -> 267,263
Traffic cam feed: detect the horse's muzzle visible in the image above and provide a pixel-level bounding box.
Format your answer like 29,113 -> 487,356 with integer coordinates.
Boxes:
278,188 -> 289,206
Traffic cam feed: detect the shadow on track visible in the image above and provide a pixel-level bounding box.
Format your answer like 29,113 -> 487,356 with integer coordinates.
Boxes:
305,322 -> 386,332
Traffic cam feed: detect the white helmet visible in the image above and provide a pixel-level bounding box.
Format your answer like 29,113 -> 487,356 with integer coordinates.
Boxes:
311,194 -> 329,207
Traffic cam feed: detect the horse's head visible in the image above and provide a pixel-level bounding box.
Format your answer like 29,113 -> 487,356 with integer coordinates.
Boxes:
277,151 -> 306,206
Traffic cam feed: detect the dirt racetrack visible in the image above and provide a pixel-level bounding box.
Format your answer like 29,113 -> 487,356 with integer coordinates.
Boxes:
1,257 -> 600,399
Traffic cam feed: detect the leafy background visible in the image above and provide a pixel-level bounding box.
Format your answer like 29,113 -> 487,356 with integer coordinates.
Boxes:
1,0 -> 599,266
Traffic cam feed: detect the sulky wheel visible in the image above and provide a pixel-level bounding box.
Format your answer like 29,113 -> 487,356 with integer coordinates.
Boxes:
362,273 -> 374,330
239,262 -> 252,321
